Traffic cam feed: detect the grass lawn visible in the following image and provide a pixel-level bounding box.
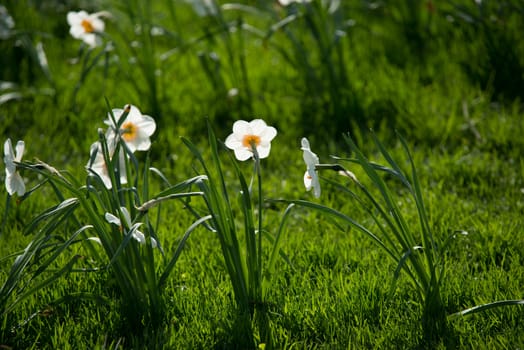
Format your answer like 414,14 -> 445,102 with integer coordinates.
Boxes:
1,0 -> 524,348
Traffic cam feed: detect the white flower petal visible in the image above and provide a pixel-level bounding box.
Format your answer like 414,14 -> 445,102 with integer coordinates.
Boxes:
301,137 -> 321,198
70,25 -> 85,38
126,105 -> 142,121
14,140 -> 24,162
234,148 -> 253,161
107,108 -> 124,125
257,144 -> 271,159
4,139 -> 15,173
133,139 -> 151,152
304,169 -> 321,198
232,120 -> 250,135
301,137 -> 319,168
105,212 -> 121,226
224,134 -> 241,148
137,115 -> 156,136
249,119 -> 268,135
131,225 -> 146,244
301,137 -> 310,150
4,138 -> 13,159
259,126 -> 277,143
83,33 -> 99,48
90,16 -> 105,32
304,171 -> 312,190
67,11 -> 85,26
6,172 -> 25,196
4,138 -> 25,196
311,173 -> 321,198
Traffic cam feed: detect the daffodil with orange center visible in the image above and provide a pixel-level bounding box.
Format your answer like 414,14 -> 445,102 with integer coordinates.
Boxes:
67,10 -> 106,47
225,119 -> 277,161
105,104 -> 156,153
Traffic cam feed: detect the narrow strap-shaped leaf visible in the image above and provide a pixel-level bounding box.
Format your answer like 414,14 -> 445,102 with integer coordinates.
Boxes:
265,204 -> 295,283
271,199 -> 397,262
449,299 -> 524,320
23,198 -> 79,236
32,225 -> 93,277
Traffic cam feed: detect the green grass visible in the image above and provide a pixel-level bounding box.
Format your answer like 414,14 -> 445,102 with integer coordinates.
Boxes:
1,0 -> 524,348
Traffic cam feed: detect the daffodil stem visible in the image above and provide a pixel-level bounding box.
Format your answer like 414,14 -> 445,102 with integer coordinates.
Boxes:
257,156 -> 262,299
0,194 -> 10,237
252,146 -> 263,302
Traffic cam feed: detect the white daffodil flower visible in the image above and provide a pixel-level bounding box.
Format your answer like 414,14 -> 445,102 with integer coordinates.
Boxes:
105,105 -> 156,153
301,137 -> 321,198
225,119 -> 277,161
87,141 -> 127,189
4,138 -> 25,196
67,10 -> 106,48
